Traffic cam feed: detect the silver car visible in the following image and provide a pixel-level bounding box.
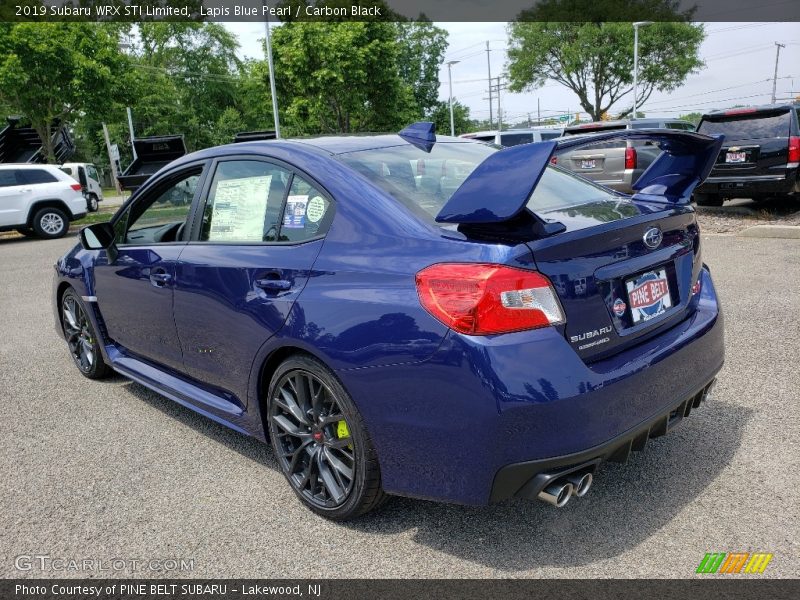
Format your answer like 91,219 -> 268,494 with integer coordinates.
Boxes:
557,119 -> 695,193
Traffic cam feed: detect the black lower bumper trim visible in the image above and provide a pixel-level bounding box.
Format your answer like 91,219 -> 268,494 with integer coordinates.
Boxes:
489,379 -> 717,503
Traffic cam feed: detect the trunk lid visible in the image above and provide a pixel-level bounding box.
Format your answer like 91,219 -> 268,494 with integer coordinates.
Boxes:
525,200 -> 701,362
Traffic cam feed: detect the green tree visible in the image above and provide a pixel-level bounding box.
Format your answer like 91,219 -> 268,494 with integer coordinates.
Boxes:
507,1 -> 704,121
0,22 -> 129,163
395,18 -> 449,116
678,111 -> 703,125
271,21 -> 418,134
428,100 -> 471,136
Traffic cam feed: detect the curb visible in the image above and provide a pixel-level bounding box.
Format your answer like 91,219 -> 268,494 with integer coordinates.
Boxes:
695,205 -> 758,217
739,225 -> 800,239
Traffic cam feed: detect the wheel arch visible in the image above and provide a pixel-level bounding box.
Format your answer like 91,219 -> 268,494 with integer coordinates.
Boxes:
27,199 -> 72,226
255,344 -> 321,436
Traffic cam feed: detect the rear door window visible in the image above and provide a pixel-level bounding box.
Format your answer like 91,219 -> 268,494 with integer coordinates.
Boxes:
698,111 -> 791,140
20,169 -> 58,184
200,160 -> 290,243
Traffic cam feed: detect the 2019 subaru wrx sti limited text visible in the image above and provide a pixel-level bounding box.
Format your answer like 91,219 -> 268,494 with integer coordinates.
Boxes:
53,123 -> 724,519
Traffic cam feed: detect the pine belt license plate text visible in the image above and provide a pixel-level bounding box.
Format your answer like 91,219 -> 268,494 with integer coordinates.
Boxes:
726,151 -> 746,163
625,268 -> 672,324
580,159 -> 596,169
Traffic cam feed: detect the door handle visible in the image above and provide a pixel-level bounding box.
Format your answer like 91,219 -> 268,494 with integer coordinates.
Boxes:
255,278 -> 292,292
149,269 -> 172,287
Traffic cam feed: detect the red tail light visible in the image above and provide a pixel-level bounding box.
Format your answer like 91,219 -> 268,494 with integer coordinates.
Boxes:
415,263 -> 565,335
70,183 -> 82,191
788,136 -> 800,165
549,156 -> 558,165
625,146 -> 637,170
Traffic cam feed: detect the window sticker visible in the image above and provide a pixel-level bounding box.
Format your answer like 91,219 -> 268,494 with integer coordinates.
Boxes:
306,196 -> 326,223
283,194 -> 308,229
207,175 -> 272,241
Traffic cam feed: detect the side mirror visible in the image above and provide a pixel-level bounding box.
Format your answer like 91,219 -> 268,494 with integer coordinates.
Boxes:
79,222 -> 115,251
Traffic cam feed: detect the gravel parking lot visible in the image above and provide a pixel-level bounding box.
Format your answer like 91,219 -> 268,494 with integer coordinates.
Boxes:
1,230 -> 798,579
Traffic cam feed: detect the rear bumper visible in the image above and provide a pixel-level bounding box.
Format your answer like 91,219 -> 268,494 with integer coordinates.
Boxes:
490,378 -> 716,502
341,268 -> 724,505
696,168 -> 799,196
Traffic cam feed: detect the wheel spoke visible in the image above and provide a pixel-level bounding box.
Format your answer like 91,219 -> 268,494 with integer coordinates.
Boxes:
316,450 -> 345,504
278,387 -> 310,425
318,413 -> 345,426
323,446 -> 353,481
63,299 -> 79,331
273,414 -> 305,437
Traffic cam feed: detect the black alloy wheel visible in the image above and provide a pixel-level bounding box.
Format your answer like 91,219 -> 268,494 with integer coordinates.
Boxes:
61,290 -> 110,379
267,356 -> 386,520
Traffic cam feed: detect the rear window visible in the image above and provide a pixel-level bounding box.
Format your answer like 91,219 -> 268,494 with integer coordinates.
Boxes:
499,132 -> 533,146
20,169 -> 58,184
665,121 -> 695,131
337,142 -> 617,221
697,111 -> 791,140
540,131 -> 562,140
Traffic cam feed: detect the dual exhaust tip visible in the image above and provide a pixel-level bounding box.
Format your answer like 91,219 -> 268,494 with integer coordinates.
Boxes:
537,472 -> 593,507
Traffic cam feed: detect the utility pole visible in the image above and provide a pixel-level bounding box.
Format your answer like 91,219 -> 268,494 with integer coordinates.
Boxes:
486,41 -> 493,129
527,113 -> 532,128
102,123 -> 121,194
771,42 -> 786,104
262,0 -> 281,138
537,98 -> 541,126
126,107 -> 137,161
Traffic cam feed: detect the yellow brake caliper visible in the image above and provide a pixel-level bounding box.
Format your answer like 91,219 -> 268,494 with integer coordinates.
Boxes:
336,420 -> 352,449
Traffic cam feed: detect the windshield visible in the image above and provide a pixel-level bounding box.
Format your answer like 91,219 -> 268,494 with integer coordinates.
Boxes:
337,141 -> 618,221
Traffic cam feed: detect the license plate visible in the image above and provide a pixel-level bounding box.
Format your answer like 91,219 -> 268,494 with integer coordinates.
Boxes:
580,159 -> 596,169
726,151 -> 746,163
625,269 -> 672,324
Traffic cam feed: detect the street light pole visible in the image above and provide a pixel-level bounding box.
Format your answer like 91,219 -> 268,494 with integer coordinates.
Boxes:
446,60 -> 460,136
632,21 -> 652,120
262,0 -> 281,138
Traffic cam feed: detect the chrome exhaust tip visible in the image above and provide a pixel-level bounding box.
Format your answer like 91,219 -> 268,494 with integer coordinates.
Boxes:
537,481 -> 574,507
565,472 -> 593,497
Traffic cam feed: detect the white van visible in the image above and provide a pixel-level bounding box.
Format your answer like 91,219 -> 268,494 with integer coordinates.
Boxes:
60,162 -> 103,212
459,127 -> 565,147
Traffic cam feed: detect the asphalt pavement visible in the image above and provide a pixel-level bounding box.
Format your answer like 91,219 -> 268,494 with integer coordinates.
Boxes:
1,232 -> 798,578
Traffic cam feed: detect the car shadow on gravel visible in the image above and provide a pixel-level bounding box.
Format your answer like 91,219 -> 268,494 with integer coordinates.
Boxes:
116,379 -> 278,468
110,377 -> 749,572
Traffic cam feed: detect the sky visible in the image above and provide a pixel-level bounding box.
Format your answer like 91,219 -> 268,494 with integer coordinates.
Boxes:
225,21 -> 799,126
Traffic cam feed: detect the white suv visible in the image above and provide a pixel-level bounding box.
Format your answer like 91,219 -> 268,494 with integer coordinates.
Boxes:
0,164 -> 87,239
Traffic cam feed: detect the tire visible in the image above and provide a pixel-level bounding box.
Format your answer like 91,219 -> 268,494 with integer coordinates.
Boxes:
86,194 -> 99,212
32,207 -> 68,239
266,355 -> 387,520
60,289 -> 112,380
694,193 -> 724,207
15,227 -> 37,238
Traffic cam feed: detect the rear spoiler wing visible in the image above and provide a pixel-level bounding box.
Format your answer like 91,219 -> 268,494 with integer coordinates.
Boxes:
436,130 -> 724,226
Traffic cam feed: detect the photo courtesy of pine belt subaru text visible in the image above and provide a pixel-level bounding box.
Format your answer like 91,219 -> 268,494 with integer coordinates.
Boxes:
53,122 -> 725,520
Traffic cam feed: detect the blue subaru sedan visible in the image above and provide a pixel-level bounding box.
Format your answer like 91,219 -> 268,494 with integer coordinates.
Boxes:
53,123 -> 724,519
